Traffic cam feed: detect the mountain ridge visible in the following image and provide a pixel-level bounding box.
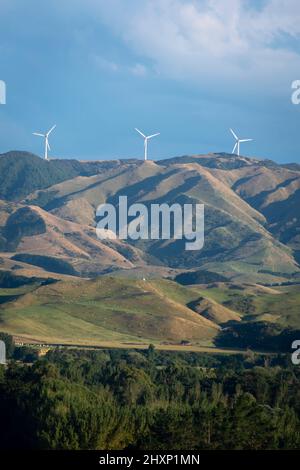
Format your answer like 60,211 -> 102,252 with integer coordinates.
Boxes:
0,151 -> 299,283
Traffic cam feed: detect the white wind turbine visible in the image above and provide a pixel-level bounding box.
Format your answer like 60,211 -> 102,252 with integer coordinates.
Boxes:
33,125 -> 56,160
135,128 -> 160,161
230,128 -> 253,156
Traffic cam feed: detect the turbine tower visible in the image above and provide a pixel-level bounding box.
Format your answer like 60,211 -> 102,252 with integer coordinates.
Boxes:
230,128 -> 253,156
135,128 -> 160,161
33,125 -> 56,160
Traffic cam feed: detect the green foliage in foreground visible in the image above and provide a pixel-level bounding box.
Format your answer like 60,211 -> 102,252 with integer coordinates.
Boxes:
0,349 -> 300,450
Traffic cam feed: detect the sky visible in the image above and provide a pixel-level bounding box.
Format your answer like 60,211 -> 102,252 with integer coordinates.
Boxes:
0,0 -> 300,163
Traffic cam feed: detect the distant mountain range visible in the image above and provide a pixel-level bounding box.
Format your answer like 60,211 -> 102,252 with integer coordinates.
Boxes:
0,150 -> 299,284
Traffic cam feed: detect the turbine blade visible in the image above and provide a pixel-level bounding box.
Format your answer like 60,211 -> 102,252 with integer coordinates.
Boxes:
230,128 -> 238,140
147,133 -> 160,139
47,124 -> 56,136
239,139 -> 253,142
232,143 -> 237,154
47,141 -> 51,151
135,128 -> 146,138
33,132 -> 44,137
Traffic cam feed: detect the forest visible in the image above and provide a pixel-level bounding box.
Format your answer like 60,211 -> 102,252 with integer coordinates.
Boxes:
0,341 -> 300,450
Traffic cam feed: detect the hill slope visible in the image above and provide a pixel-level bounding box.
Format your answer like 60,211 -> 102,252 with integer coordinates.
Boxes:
0,204 -> 145,276
0,151 -> 141,201
23,157 -> 299,281
0,152 -> 299,283
0,278 -> 219,345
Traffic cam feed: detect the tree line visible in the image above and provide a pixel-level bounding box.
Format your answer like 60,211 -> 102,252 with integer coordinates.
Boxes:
0,343 -> 299,449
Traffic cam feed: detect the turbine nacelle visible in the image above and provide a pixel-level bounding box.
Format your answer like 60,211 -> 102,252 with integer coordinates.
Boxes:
230,128 -> 253,156
135,128 -> 160,161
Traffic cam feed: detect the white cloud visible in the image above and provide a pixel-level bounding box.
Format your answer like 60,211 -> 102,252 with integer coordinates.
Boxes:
88,0 -> 300,90
130,63 -> 147,77
92,55 -> 119,72
91,54 -> 148,77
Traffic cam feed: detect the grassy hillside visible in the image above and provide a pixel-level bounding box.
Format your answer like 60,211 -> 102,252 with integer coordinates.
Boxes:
220,162 -> 300,257
0,275 -> 299,350
189,283 -> 300,328
0,278 -> 220,346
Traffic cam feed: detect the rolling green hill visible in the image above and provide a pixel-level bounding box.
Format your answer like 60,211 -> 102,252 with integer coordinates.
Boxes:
1,276 -> 299,350
189,283 -> 300,328
0,278 -> 221,346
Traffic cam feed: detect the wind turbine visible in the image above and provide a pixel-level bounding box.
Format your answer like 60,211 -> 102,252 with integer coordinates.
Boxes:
230,128 -> 253,156
135,128 -> 160,161
33,125 -> 56,160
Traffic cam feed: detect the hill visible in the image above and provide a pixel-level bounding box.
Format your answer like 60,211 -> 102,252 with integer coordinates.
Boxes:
188,282 -> 300,328
219,162 -> 300,262
187,296 -> 241,324
0,278 -> 219,346
0,204 -> 146,276
21,156 -> 299,282
1,275 -> 299,349
0,151 -> 142,201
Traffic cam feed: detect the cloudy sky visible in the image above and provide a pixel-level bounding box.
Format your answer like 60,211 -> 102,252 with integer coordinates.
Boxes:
0,0 -> 300,162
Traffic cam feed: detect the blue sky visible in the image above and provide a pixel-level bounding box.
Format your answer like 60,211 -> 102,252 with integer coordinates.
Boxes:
0,0 -> 300,163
